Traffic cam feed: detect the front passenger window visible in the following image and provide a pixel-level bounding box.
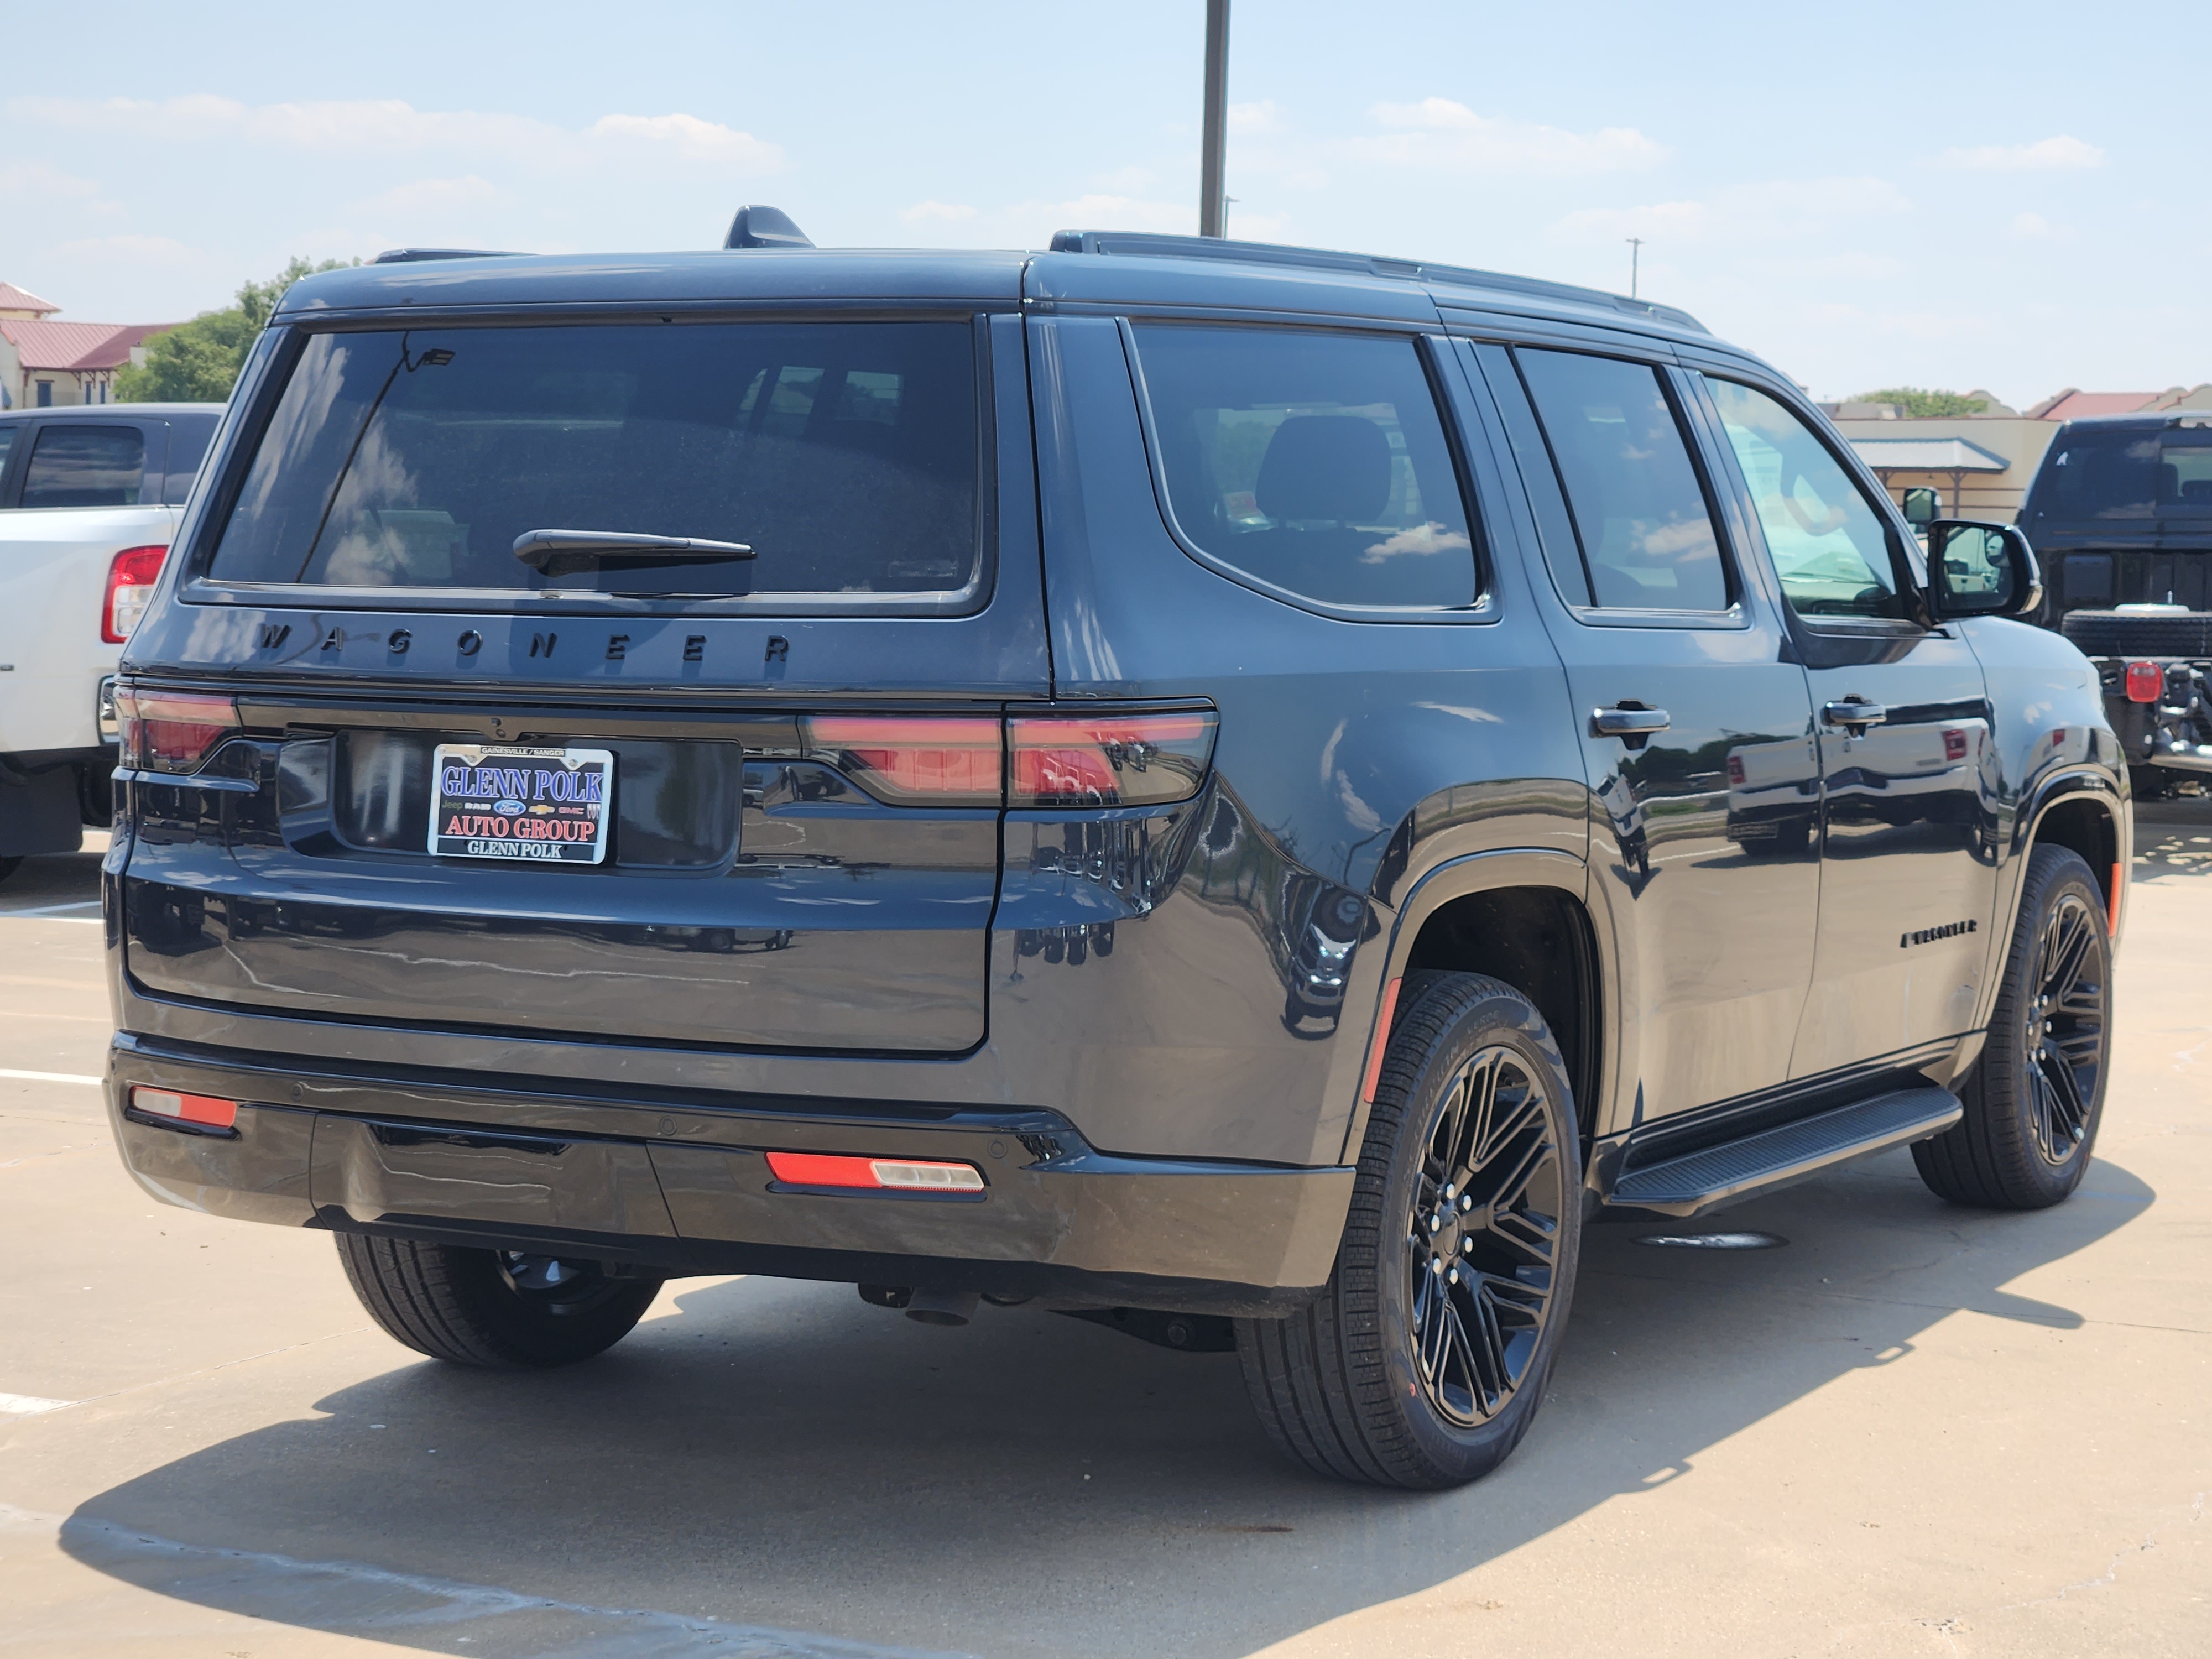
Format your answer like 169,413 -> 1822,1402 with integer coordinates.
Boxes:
1705,378 -> 1906,621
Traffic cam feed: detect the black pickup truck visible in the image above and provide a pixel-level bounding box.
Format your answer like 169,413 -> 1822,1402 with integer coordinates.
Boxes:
2016,411 -> 2212,792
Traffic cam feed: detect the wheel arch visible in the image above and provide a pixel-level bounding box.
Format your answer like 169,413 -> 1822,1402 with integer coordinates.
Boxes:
1972,768 -> 2130,1034
1343,849 -> 1618,1167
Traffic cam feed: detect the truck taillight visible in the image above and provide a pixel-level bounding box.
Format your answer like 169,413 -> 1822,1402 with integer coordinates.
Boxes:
2125,661 -> 2163,703
101,545 -> 168,644
1009,712 -> 1218,807
116,686 -> 241,773
801,716 -> 1002,805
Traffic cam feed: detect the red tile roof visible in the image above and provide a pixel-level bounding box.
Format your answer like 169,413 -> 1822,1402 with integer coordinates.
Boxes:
0,319 -> 175,373
2026,389 -> 2161,421
0,283 -> 59,315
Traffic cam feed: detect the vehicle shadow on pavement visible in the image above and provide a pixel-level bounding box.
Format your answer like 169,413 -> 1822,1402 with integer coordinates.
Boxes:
59,1149 -> 2153,1659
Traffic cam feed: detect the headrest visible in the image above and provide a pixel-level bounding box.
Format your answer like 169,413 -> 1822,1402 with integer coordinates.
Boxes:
1255,415 -> 1391,524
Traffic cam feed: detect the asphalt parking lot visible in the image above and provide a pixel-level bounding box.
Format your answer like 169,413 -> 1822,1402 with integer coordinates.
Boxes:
2,816 -> 2206,1658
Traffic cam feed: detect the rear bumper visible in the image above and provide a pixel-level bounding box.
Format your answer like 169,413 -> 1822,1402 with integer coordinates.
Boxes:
105,1033 -> 1352,1316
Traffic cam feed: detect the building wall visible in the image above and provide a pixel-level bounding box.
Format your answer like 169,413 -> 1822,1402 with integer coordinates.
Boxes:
1831,415 -> 2062,524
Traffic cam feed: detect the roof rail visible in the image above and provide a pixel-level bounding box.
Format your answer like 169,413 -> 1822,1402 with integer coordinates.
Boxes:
1045,229 -> 1706,334
371,248 -> 529,264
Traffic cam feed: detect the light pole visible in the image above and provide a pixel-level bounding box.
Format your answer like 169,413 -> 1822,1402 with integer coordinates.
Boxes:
1199,0 -> 1230,237
1626,236 -> 1645,299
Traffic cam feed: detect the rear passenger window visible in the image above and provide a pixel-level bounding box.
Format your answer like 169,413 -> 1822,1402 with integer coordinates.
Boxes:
21,425 -> 147,508
1133,325 -> 1476,609
161,419 -> 215,507
1515,349 -> 1728,612
1704,377 -> 1906,620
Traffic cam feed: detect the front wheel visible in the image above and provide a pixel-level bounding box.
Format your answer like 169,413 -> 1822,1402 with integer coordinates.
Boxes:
1914,844 -> 2112,1209
336,1235 -> 661,1368
1235,972 -> 1582,1489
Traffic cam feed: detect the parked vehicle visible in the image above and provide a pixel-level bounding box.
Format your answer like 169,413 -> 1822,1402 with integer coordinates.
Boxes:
2010,411 -> 2212,792
0,403 -> 223,878
102,220 -> 2125,1489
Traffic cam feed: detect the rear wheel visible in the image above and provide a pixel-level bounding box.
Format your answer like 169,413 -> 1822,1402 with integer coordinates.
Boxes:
1234,972 -> 1581,1489
1914,845 -> 2111,1209
336,1235 -> 661,1368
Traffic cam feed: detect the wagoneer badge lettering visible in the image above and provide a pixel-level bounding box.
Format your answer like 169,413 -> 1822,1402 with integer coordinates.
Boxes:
256,623 -> 290,650
1901,919 -> 1979,948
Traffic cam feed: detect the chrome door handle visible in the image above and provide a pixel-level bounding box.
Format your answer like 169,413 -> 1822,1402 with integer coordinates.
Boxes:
1822,699 -> 1888,731
1591,706 -> 1671,739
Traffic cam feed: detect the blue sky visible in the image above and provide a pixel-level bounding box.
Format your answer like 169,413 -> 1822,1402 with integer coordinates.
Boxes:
3,0 -> 2203,407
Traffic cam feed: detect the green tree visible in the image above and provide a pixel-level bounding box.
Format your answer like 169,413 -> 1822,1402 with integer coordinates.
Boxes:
116,257 -> 356,403
1858,386 -> 1989,419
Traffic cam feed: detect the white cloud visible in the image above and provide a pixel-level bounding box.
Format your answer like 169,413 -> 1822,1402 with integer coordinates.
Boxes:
2010,210 -> 2057,240
1551,178 -> 1911,247
349,175 -> 500,218
0,160 -> 105,202
8,95 -> 781,171
587,113 -> 781,168
1934,135 -> 2104,172
899,200 -> 977,225
1228,100 -> 1282,135
1352,98 -> 1667,174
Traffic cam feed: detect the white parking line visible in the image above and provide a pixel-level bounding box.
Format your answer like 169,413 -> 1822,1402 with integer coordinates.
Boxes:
0,913 -> 101,925
0,1069 -> 101,1087
0,1394 -> 74,1417
0,900 -> 101,916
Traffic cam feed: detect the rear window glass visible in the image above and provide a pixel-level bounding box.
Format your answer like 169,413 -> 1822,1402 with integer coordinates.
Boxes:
1133,325 -> 1475,609
22,425 -> 146,508
2036,430 -> 2158,520
1515,349 -> 1729,612
208,321 -> 979,598
161,416 -> 215,506
0,427 -> 14,476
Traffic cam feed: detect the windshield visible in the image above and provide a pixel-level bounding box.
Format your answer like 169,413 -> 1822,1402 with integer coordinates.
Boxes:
207,320 -> 980,598
2034,426 -> 2212,521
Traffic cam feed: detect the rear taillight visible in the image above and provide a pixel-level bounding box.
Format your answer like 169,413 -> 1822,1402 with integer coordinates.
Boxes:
1725,755 -> 1746,785
2126,661 -> 2163,703
1009,711 -> 1218,807
801,716 -> 1002,806
116,686 -> 241,773
101,545 -> 168,644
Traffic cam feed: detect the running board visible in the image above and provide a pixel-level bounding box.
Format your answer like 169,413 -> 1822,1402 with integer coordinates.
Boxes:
1603,1086 -> 1963,1218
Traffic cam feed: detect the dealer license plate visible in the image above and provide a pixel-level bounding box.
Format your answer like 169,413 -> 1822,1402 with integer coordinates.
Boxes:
429,743 -> 613,864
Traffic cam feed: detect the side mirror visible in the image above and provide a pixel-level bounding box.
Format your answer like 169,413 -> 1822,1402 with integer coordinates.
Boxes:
1901,487 -> 1939,528
1926,519 -> 2043,620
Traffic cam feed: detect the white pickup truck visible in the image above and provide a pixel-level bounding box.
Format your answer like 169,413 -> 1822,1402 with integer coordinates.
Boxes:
0,403 -> 223,881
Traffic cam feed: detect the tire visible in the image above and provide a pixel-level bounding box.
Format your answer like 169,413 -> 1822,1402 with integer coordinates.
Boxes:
336,1234 -> 661,1368
2058,609 -> 2212,656
1234,972 -> 1582,1489
1913,845 -> 2112,1209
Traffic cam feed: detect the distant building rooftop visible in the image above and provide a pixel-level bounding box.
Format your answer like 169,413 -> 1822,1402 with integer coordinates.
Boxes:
2028,385 -> 2212,420
0,318 -> 173,373
0,282 -> 60,319
1847,437 -> 2010,473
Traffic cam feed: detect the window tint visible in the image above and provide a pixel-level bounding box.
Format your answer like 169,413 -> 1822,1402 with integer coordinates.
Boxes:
1707,378 -> 1905,620
209,322 -> 979,598
0,426 -> 14,478
1134,325 -> 1475,608
161,418 -> 215,506
1515,350 -> 1727,611
2036,429 -> 2157,520
22,424 -> 146,508
1472,342 -> 1590,606
2159,436 -> 2212,514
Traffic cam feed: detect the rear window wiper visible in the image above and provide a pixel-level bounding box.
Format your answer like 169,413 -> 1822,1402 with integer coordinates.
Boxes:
513,529 -> 755,580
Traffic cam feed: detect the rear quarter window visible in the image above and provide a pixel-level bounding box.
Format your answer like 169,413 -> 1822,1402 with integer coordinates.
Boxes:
206,320 -> 982,602
21,424 -> 147,508
1131,324 -> 1477,610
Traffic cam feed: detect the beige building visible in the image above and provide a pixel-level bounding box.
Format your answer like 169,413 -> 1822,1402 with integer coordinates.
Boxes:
0,282 -> 174,410
1827,384 -> 2212,525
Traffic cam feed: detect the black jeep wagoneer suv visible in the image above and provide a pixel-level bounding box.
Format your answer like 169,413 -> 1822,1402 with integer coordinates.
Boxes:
103,223 -> 2126,1489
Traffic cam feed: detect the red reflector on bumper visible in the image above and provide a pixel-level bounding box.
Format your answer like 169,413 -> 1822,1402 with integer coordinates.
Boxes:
128,1086 -> 238,1129
2126,661 -> 2163,703
765,1151 -> 985,1192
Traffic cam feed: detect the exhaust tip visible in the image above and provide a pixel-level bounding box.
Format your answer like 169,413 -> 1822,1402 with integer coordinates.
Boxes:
904,1288 -> 980,1327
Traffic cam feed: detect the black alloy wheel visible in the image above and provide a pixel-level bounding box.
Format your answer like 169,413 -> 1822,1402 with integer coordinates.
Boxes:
1407,1044 -> 1563,1426
1914,844 -> 2112,1209
337,1234 -> 662,1368
1235,972 -> 1582,1489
